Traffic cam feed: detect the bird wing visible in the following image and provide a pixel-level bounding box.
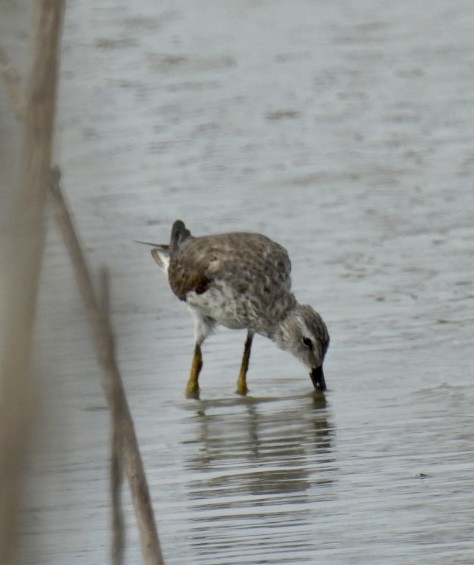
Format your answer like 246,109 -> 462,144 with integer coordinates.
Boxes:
167,232 -> 292,302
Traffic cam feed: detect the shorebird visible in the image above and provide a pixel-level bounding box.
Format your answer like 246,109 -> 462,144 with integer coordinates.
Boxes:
140,220 -> 329,396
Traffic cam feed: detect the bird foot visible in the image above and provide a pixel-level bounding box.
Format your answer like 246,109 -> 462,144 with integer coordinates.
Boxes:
185,382 -> 200,399
236,374 -> 248,396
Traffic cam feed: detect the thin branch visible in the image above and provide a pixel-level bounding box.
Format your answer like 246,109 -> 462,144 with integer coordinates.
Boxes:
0,1 -> 65,563
111,429 -> 125,565
0,45 -> 25,120
100,269 -> 125,565
49,170 -> 164,565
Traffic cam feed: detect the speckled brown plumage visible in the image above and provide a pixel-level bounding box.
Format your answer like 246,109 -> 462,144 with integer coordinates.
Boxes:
167,228 -> 294,336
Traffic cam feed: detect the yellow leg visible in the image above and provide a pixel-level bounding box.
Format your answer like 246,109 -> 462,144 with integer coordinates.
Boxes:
236,331 -> 253,395
186,344 -> 202,398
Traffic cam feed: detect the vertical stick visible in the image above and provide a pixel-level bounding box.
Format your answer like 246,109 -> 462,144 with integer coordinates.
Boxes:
0,1 -> 65,563
0,45 -> 25,120
100,269 -> 125,565
110,435 -> 125,565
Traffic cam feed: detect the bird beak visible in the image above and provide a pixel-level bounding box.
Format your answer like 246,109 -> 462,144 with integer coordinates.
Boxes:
310,366 -> 326,392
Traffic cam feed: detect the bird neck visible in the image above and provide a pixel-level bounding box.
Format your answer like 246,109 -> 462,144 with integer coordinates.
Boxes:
267,295 -> 298,345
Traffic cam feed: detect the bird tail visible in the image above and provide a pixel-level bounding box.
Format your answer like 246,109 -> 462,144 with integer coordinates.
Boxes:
170,219 -> 192,254
135,240 -> 170,273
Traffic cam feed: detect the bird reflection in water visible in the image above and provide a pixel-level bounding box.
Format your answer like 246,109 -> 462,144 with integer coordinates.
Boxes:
181,391 -> 337,562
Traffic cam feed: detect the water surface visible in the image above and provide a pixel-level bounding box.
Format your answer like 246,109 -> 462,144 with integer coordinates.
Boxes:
1,0 -> 472,563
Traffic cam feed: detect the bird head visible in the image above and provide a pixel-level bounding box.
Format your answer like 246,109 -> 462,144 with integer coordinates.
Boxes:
273,304 -> 329,391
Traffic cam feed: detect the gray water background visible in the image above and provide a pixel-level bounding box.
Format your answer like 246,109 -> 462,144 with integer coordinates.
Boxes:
1,1 -> 473,563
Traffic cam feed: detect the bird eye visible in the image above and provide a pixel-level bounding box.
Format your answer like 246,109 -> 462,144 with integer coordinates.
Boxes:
302,337 -> 313,349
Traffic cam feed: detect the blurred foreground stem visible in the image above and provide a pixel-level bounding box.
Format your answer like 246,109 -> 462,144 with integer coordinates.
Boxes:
0,1 -> 65,563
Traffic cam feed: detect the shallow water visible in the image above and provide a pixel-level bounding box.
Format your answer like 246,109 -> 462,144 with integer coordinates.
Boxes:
1,0 -> 473,563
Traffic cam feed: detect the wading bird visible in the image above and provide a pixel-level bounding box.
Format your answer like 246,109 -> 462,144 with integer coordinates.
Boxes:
140,220 -> 329,397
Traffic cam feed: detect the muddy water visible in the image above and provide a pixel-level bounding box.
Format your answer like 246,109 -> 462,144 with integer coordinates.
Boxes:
2,0 -> 473,563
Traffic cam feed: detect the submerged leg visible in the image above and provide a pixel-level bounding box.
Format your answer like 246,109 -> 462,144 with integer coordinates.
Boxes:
185,312 -> 214,398
236,330 -> 254,395
186,343 -> 203,397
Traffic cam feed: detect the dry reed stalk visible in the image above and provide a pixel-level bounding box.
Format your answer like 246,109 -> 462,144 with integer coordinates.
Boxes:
111,428 -> 125,565
0,45 -> 25,120
49,171 -> 164,565
100,269 -> 125,565
0,1 -> 65,563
